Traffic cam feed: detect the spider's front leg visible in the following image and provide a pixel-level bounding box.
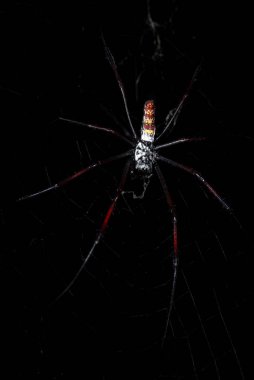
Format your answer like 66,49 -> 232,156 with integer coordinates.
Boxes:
102,36 -> 137,140
156,63 -> 202,141
58,117 -> 135,147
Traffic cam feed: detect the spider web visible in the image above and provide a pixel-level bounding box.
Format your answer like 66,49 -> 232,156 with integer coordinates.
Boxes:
0,1 -> 252,379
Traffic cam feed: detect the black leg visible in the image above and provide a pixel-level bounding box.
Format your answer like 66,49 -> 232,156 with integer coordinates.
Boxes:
155,164 -> 178,348
102,36 -> 137,140
158,154 -> 232,213
18,150 -> 132,201
58,117 -> 135,146
155,137 -> 206,151
156,63 -> 201,141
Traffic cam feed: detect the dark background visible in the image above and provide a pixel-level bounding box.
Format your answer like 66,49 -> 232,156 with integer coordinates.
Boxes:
0,1 -> 253,379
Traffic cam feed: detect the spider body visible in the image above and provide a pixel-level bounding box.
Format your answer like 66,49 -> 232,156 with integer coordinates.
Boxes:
134,99 -> 157,174
18,43 -> 232,347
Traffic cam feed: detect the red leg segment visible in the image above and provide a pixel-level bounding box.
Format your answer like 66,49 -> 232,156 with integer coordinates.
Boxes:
52,159 -> 131,303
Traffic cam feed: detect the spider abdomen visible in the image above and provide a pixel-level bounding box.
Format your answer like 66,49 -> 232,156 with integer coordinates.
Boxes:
141,100 -> 156,143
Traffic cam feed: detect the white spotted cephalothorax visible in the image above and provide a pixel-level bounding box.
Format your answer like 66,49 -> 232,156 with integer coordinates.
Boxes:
134,100 -> 157,174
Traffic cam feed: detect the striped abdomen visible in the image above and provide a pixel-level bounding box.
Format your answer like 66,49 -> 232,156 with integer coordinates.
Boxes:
141,100 -> 156,143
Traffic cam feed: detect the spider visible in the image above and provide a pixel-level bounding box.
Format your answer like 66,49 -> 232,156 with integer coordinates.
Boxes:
18,41 -> 232,347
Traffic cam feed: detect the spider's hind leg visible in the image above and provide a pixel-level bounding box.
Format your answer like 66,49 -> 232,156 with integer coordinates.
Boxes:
155,164 -> 178,349
51,159 -> 131,304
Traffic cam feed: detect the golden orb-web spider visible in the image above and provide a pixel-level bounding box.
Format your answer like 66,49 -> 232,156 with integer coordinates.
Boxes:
18,40 -> 232,346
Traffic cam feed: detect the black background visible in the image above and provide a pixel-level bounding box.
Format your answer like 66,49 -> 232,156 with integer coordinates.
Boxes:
0,1 -> 253,379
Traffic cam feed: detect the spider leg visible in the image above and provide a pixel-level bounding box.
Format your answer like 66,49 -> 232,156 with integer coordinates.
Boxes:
52,159 -> 131,304
156,63 -> 202,141
155,164 -> 178,349
18,150 -> 133,201
158,155 -> 232,212
155,137 -> 206,151
102,36 -> 137,140
58,117 -> 135,146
